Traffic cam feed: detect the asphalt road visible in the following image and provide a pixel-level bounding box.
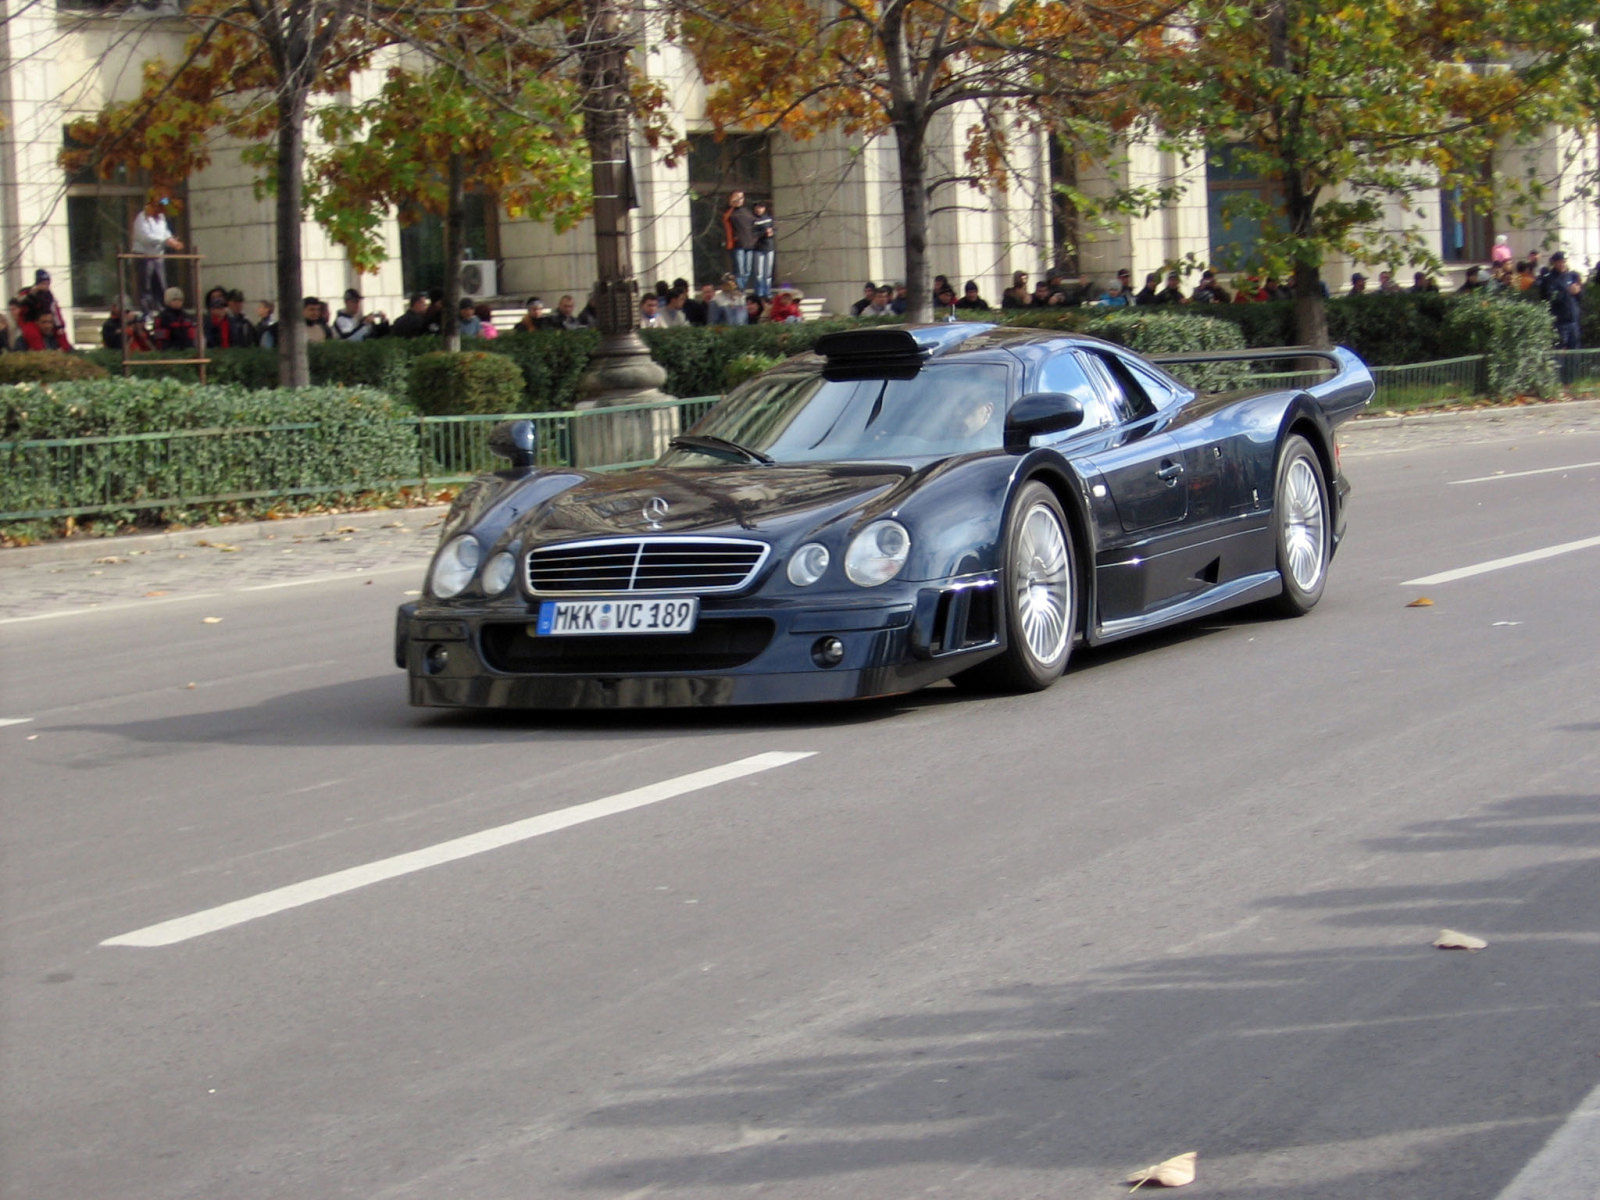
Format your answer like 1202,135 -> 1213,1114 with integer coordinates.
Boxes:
3,406 -> 1598,1200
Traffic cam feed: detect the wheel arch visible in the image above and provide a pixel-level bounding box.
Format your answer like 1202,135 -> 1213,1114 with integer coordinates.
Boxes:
1015,460 -> 1095,638
1281,400 -> 1338,524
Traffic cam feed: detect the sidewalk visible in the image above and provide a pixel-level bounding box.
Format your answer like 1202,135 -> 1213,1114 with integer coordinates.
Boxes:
3,398 -> 1596,621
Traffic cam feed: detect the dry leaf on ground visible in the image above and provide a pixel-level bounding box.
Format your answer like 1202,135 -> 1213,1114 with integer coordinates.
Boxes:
145,590 -> 167,597
1434,929 -> 1488,951
1406,597 -> 1434,608
1127,1150 -> 1197,1189
201,617 -> 223,625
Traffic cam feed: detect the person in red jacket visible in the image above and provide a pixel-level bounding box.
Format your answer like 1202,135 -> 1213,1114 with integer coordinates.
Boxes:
20,309 -> 72,351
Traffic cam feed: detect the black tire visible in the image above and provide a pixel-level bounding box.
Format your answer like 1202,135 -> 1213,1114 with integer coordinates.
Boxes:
953,481 -> 1077,692
1272,433 -> 1330,616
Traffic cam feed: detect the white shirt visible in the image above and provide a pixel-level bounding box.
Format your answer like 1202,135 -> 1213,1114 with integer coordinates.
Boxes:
131,210 -> 173,257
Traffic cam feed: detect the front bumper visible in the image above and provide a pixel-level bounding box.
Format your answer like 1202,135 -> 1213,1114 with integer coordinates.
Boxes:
396,578 -> 1000,709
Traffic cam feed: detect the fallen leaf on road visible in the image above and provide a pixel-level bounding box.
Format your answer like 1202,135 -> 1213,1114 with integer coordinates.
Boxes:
93,556 -> 124,564
145,590 -> 167,597
1406,597 -> 1434,608
202,617 -> 223,625
364,579 -> 373,585
1127,1151 -> 1197,1190
1491,621 -> 1522,627
1434,929 -> 1487,951
185,682 -> 196,689
211,543 -> 239,553
337,526 -> 358,534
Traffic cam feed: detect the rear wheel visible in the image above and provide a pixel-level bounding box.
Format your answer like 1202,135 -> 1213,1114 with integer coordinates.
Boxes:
954,482 -> 1076,692
1272,434 -> 1329,615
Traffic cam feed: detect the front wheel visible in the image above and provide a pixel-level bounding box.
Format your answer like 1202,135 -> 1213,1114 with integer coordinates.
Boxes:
955,481 -> 1076,692
1272,434 -> 1330,616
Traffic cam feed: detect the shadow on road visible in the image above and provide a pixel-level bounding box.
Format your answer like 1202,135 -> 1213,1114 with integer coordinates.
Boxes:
559,791 -> 1600,1199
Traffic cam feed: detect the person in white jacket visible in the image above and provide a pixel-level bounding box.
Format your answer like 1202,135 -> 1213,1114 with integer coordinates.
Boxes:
131,198 -> 183,313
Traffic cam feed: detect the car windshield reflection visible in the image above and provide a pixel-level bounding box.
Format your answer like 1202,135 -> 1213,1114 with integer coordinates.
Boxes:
659,363 -> 1010,466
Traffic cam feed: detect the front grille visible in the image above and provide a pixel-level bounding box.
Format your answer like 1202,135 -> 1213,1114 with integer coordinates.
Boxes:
481,618 -> 775,673
525,538 -> 769,595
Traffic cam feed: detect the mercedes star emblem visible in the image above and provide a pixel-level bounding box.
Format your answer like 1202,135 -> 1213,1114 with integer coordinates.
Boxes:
642,496 -> 670,529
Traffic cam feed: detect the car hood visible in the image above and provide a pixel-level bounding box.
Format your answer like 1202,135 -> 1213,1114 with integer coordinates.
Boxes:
509,463 -> 912,546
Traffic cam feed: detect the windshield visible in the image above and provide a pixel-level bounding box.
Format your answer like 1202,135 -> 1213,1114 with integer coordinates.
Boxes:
660,362 -> 1011,466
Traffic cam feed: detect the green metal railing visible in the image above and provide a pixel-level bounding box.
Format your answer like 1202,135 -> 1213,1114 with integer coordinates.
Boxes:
0,396 -> 721,523
3,345 -> 1595,524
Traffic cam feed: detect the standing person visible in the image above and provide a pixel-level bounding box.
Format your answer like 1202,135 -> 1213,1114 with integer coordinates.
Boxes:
767,287 -> 802,323
744,294 -> 767,324
639,294 -> 665,328
659,287 -> 691,326
456,299 -> 484,338
721,191 -> 757,290
709,273 -> 747,325
1135,272 -> 1161,305
849,282 -> 877,316
954,281 -> 990,310
551,294 -> 586,330
1348,273 -> 1368,295
203,292 -> 237,347
151,287 -> 196,350
1377,270 -> 1402,294
27,271 -> 67,330
473,303 -> 499,339
254,300 -> 279,348
1490,234 -> 1512,267
684,284 -> 712,326
122,311 -> 155,352
131,198 -> 183,313
750,200 -> 775,299
1541,251 -> 1583,349
391,292 -> 435,338
19,308 -> 72,351
302,296 -> 332,342
101,300 -> 126,349
1001,271 -> 1031,308
332,288 -> 387,341
513,298 -> 548,332
224,290 -> 257,345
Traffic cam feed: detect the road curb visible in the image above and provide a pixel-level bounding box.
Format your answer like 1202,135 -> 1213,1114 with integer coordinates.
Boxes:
1348,396 -> 1600,432
0,504 -> 451,570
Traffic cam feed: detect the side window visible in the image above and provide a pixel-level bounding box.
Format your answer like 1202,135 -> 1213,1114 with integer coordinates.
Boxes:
1123,358 -> 1186,411
1034,352 -> 1112,429
1077,352 -> 1135,423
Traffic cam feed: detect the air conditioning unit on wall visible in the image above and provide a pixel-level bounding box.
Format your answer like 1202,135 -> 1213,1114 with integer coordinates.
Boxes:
458,260 -> 497,298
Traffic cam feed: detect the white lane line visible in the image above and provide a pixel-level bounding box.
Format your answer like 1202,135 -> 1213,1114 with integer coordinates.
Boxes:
1492,1078 -> 1600,1200
1402,535 -> 1600,586
1449,460 -> 1600,485
0,717 -> 34,727
0,564 -> 419,625
102,751 -> 815,948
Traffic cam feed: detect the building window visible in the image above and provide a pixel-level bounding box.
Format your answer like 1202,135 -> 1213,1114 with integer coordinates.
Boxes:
399,194 -> 500,297
687,132 -> 771,288
56,0 -> 185,15
1206,147 -> 1285,271
63,129 -> 186,308
1440,177 -> 1492,262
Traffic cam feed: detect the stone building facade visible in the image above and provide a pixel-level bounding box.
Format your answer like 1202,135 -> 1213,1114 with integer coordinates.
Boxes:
3,4 -> 1596,341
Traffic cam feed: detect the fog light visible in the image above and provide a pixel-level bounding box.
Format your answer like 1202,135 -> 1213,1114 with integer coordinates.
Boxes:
811,636 -> 845,668
424,644 -> 449,674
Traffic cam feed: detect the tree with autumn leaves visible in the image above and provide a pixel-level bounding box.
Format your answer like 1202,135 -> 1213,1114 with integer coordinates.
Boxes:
66,0 -> 603,380
1135,0 -> 1597,346
673,0 -> 1182,323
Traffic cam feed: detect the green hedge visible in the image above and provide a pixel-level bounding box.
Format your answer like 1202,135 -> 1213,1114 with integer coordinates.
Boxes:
409,350 -> 527,415
1441,293 -> 1559,398
1,377 -> 418,526
0,350 -> 109,385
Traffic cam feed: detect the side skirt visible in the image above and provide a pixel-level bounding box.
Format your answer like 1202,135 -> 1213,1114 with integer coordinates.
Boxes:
1087,570 -> 1283,646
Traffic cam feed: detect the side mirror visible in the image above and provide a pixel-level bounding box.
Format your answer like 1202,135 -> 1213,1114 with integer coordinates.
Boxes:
488,419 -> 539,469
1003,392 -> 1084,452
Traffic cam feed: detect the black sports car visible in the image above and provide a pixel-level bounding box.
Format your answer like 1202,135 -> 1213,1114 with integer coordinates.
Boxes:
396,323 -> 1373,708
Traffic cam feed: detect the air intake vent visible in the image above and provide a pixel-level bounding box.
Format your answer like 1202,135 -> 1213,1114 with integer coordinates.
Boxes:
525,538 -> 769,595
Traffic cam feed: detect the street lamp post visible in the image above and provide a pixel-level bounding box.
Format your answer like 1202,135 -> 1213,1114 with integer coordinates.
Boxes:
575,0 -> 672,439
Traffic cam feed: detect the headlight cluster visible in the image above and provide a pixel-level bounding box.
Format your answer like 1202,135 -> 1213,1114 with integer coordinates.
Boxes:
788,521 -> 911,588
429,536 -> 517,598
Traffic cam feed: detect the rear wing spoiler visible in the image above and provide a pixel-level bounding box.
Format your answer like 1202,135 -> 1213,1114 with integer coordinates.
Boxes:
1147,345 -> 1374,425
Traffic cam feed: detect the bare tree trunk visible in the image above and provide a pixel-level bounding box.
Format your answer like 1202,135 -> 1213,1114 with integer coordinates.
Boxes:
444,151 -> 464,351
893,109 -> 932,324
274,88 -> 310,387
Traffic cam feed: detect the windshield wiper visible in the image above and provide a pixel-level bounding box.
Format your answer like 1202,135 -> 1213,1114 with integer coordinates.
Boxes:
669,434 -> 775,465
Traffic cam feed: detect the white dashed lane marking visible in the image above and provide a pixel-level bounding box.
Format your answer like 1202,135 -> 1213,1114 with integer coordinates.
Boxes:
102,751 -> 816,948
1401,535 -> 1600,587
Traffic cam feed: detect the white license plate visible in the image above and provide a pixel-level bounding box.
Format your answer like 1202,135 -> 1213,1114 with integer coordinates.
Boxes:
533,597 -> 699,637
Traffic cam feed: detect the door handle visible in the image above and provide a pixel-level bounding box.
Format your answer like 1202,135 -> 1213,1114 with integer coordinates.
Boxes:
1156,460 -> 1184,483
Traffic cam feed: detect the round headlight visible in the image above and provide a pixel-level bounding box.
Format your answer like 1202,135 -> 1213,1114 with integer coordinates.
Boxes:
844,520 -> 910,587
429,535 -> 480,598
787,542 -> 830,586
481,550 -> 516,596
